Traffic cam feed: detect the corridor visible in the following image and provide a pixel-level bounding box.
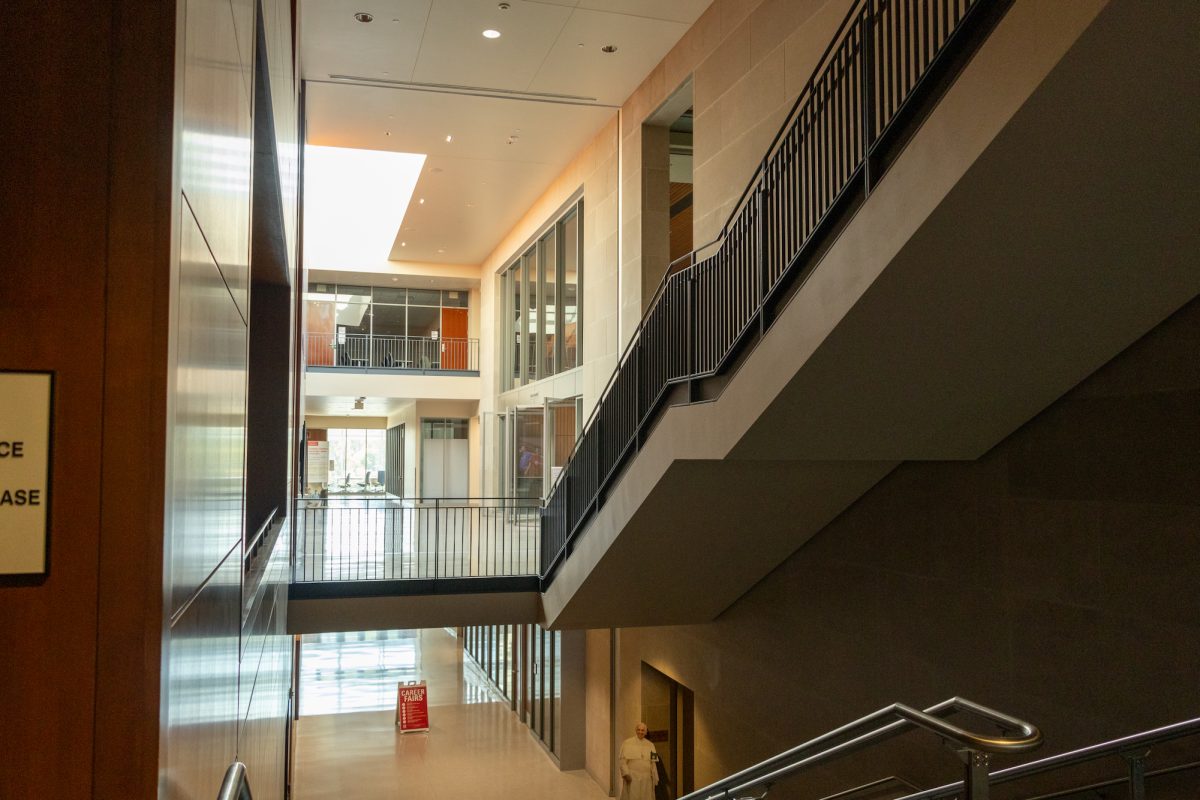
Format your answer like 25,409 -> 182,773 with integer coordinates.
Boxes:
292,628 -> 607,800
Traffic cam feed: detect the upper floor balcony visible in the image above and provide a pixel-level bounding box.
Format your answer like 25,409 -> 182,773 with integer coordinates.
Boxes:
306,332 -> 480,376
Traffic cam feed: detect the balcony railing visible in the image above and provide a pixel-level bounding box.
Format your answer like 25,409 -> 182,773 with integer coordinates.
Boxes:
540,0 -> 1010,583
293,498 -> 541,583
305,332 -> 479,372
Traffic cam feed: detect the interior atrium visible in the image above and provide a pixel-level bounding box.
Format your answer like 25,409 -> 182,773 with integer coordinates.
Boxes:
1,0 -> 1197,798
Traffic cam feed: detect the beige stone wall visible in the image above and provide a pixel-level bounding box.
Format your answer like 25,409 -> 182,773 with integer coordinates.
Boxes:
480,0 -> 860,433
602,296 -> 1200,795
620,0 -> 855,328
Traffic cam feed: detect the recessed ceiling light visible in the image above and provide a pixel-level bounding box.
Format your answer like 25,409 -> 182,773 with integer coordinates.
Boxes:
400,242 -> 407,247
419,198 -> 425,204
354,12 -> 373,23
445,135 -> 453,143
437,248 -> 446,253
384,131 -> 391,136
392,277 -> 400,281
482,29 -> 501,39
601,44 -> 618,53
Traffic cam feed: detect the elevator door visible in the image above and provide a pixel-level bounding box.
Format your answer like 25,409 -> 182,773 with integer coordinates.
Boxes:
421,418 -> 469,499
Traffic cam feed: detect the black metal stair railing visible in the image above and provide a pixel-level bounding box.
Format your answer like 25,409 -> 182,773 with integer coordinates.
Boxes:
541,0 -> 1013,583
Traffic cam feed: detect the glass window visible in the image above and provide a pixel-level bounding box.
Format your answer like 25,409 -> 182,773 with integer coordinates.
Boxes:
561,210 -> 580,370
442,289 -> 468,308
372,304 -> 406,337
509,269 -> 521,389
551,630 -> 561,754
407,288 -> 441,307
523,249 -> 538,384
541,229 -> 557,377
372,286 -> 407,304
514,409 -> 543,499
336,285 -> 372,304
498,199 -> 582,387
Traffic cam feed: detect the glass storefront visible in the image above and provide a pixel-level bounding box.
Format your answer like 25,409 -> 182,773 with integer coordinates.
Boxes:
463,624 -> 561,758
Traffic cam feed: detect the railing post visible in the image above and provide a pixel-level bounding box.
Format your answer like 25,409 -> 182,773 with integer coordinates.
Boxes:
434,498 -> 440,579
1123,749 -> 1149,800
860,1 -> 877,191
688,270 -> 698,380
757,174 -> 769,332
961,750 -> 990,800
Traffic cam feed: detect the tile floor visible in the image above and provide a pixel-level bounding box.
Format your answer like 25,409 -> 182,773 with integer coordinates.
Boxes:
293,628 -> 608,800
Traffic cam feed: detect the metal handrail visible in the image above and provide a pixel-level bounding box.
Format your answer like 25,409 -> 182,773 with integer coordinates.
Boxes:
540,0 -> 1012,581
817,775 -> 919,800
1021,761 -> 1200,800
217,761 -> 253,800
246,505 -> 279,555
679,697 -> 1041,800
893,716 -> 1200,800
304,332 -> 480,371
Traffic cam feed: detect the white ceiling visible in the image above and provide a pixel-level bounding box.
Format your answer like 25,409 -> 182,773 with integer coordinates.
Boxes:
305,396 -> 407,417
300,0 -> 711,266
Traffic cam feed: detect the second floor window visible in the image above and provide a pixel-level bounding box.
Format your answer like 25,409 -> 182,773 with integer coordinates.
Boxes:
501,200 -> 582,390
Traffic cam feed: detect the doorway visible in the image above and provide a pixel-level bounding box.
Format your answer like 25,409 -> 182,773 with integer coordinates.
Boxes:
420,418 -> 469,498
441,307 -> 468,369
641,663 -> 694,799
510,407 -> 544,499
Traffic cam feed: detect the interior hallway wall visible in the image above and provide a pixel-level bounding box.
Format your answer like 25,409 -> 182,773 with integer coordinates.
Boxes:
0,1 -> 175,795
162,0 -> 300,797
619,0 -> 855,328
476,0 -> 859,499
604,295 -> 1200,796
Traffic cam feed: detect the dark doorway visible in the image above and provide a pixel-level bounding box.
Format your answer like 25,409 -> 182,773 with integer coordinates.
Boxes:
641,663 -> 694,799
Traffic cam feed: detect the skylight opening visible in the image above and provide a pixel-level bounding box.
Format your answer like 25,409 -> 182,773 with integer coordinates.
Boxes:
303,145 -> 426,269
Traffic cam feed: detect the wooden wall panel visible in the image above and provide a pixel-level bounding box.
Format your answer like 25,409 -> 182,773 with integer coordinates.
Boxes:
0,2 -> 113,797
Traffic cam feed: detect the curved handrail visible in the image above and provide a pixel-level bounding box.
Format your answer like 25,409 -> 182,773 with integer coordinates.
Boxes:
892,716 -> 1200,800
679,697 -> 1041,800
217,761 -> 253,800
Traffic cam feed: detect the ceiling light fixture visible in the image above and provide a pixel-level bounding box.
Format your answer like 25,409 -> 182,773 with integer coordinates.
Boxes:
445,135 -> 453,142
601,45 -> 618,53
498,2 -> 510,9
354,12 -> 373,23
482,29 -> 501,39
418,197 -> 425,204
400,242 -> 407,247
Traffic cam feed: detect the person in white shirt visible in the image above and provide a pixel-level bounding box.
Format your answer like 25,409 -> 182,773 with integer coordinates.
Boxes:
619,722 -> 660,800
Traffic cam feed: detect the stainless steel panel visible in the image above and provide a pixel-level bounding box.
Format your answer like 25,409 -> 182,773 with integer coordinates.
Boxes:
162,550 -> 241,800
180,0 -> 252,319
169,204 -> 248,615
229,0 -> 254,103
238,627 -> 291,800
239,525 -> 292,800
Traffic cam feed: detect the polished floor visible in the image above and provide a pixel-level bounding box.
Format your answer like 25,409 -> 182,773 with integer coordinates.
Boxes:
293,628 -> 607,800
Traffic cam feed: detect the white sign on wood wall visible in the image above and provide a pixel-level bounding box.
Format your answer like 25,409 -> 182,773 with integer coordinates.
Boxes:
0,371 -> 53,575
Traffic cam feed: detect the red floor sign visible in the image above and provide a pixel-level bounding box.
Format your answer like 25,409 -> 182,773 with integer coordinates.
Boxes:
396,681 -> 430,732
